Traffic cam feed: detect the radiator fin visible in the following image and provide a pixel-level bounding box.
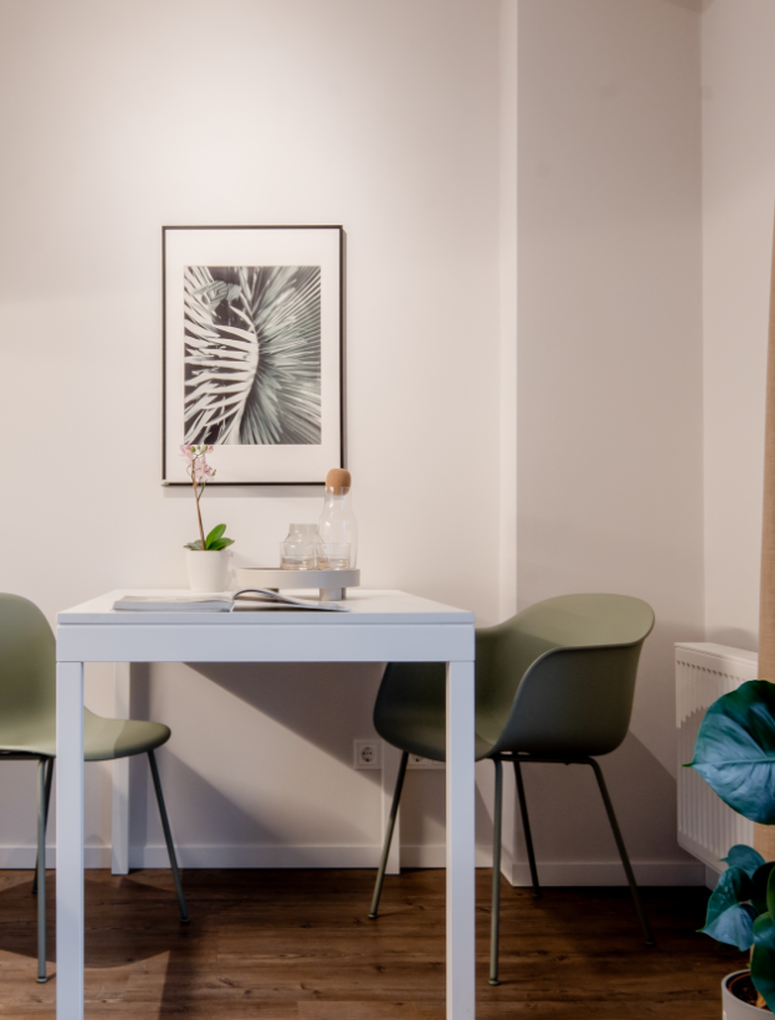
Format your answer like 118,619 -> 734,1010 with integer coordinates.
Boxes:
675,642 -> 758,873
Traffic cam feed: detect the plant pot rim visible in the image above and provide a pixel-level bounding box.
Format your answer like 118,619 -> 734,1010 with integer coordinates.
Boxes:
724,970 -> 772,1014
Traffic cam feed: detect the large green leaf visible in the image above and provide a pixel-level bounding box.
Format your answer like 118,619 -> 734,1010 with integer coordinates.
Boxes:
723,845 -> 766,879
768,860 -> 775,921
207,537 -> 234,551
205,524 -> 226,547
700,865 -> 756,950
752,862 -> 775,917
689,680 -> 775,823
753,911 -> 775,1010
203,524 -> 234,551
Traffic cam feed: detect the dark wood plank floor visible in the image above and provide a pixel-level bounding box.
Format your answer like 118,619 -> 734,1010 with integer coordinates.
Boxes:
0,868 -> 743,1018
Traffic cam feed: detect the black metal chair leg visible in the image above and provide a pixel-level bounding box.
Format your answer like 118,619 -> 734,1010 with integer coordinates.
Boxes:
36,758 -> 48,982
489,756 -> 503,986
369,750 -> 409,919
587,757 -> 654,946
514,758 -> 541,897
147,750 -> 189,923
32,758 -> 53,897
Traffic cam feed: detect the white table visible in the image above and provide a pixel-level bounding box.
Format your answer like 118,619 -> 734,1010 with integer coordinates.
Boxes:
55,589 -> 476,1020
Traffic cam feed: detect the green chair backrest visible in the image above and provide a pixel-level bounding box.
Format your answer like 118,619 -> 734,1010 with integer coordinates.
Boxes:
0,594 -> 56,737
477,594 -> 654,756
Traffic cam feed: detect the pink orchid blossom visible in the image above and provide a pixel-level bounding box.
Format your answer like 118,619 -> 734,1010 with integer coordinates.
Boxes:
180,445 -> 217,550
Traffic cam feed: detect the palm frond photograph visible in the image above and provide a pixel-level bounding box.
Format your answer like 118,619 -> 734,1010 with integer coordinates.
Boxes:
184,264 -> 322,446
163,226 -> 343,485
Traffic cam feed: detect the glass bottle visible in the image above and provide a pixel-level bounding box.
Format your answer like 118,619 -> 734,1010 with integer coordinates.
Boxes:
318,468 -> 358,569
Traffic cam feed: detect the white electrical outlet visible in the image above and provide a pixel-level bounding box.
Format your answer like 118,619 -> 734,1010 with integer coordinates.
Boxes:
354,739 -> 381,770
407,754 -> 444,770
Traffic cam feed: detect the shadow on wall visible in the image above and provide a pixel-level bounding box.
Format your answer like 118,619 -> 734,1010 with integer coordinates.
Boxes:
128,749 -> 303,851
705,625 -> 758,652
164,660 -> 385,764
394,727 -> 697,874
127,660 -> 387,848
510,729 -> 696,871
127,654 -> 697,874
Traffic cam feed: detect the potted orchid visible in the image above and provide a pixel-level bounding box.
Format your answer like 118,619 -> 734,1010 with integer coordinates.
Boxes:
181,445 -> 234,591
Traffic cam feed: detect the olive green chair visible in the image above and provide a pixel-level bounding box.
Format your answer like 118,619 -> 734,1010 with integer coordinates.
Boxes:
0,593 -> 188,983
368,593 -> 655,985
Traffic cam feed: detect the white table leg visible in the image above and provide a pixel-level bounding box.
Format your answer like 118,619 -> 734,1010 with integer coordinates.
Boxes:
112,662 -> 131,875
446,660 -> 476,1020
56,660 -> 85,1020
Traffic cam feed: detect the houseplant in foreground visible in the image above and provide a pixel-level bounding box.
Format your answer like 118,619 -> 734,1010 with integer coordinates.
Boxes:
181,444 -> 234,590
690,679 -> 775,1015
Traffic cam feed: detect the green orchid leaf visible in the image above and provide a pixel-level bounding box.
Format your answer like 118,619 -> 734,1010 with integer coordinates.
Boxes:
689,680 -> 775,823
184,540 -> 204,551
752,912 -> 775,1011
208,537 -> 235,551
700,866 -> 756,950
723,845 -> 766,879
205,524 -> 227,548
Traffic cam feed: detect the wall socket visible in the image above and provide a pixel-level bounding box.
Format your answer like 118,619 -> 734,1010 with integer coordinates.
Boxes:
407,754 -> 445,770
354,739 -> 381,770
352,741 -> 444,770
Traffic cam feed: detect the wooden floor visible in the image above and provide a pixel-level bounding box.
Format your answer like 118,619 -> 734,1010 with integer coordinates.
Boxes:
0,868 -> 742,1019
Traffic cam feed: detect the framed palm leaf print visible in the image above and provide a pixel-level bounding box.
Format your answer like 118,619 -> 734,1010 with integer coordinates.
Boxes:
162,225 -> 344,485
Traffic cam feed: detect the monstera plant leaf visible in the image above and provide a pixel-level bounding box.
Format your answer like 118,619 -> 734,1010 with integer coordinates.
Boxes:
724,845 -> 767,878
691,685 -> 775,1010
700,864 -> 757,950
753,896 -> 775,1012
689,680 -> 775,823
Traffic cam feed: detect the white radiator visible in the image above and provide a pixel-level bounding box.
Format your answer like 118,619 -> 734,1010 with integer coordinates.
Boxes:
676,642 -> 758,874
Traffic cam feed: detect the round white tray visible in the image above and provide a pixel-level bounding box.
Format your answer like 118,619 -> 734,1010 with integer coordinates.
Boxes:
236,567 -> 360,602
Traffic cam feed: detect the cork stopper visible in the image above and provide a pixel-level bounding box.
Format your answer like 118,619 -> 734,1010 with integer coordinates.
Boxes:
326,468 -> 351,494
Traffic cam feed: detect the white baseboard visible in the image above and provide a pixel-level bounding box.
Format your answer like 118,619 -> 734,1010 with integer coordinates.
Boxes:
506,858 -> 706,887
397,847 -> 705,885
0,844 -> 707,885
136,843 -> 496,869
136,845 -> 385,869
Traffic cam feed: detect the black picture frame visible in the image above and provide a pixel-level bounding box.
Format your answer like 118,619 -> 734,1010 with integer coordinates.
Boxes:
162,225 -> 344,485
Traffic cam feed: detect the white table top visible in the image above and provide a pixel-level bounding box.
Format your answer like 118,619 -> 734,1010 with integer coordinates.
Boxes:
57,588 -> 476,627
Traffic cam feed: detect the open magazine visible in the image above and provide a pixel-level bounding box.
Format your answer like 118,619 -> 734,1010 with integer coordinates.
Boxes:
112,589 -> 350,613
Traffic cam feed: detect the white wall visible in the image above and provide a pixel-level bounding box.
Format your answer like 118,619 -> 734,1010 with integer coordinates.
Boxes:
702,0 -> 775,649
513,0 -> 706,885
2,0 -> 752,889
0,0 -> 504,868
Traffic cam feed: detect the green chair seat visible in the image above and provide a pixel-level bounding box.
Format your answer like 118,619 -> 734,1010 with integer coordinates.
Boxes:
83,711 -> 172,761
0,709 -> 170,761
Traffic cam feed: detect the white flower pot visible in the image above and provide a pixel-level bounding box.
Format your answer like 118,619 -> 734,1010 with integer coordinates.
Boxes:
723,971 -> 768,1019
186,549 -> 230,592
